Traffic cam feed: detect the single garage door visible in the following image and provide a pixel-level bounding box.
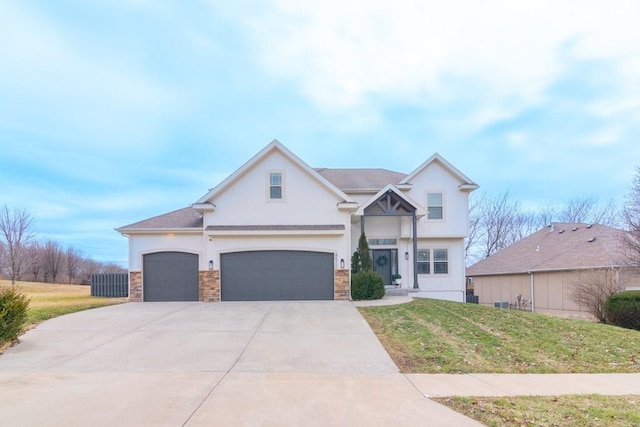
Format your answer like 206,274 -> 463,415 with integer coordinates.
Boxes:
143,252 -> 199,302
221,250 -> 334,301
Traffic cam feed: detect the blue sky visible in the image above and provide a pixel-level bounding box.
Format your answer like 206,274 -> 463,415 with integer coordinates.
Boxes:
2,1 -> 640,266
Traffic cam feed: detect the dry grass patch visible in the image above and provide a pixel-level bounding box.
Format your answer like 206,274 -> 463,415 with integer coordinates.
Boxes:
435,395 -> 640,427
358,298 -> 640,373
0,280 -> 126,326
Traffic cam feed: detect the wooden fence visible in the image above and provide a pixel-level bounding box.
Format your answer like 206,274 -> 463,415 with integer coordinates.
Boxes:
91,273 -> 129,298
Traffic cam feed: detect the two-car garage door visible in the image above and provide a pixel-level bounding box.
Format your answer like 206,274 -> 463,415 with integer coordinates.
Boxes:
142,250 -> 334,301
221,251 -> 334,301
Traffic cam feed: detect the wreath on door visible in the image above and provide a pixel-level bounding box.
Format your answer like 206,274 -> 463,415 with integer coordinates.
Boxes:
376,255 -> 388,267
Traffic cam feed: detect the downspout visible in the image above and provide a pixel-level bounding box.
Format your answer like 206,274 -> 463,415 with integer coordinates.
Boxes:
412,212 -> 418,289
528,271 -> 535,313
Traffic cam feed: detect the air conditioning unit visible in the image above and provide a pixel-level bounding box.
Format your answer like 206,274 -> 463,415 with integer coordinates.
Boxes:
494,301 -> 509,309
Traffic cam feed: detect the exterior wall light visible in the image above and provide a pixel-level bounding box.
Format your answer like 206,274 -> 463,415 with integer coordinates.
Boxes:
208,260 -> 214,270
340,259 -> 345,268
405,252 -> 409,260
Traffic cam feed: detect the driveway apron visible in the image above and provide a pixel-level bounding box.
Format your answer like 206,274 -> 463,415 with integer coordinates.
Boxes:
0,302 -> 480,426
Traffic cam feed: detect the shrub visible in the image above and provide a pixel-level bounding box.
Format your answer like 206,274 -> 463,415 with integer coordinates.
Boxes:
351,271 -> 385,300
0,286 -> 30,345
604,291 -> 640,331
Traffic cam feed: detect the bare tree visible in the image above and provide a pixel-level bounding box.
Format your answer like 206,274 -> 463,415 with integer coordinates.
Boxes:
571,268 -> 624,322
0,205 -> 35,285
100,262 -> 127,274
557,196 -> 621,226
26,241 -> 43,282
65,246 -> 82,284
80,258 -> 101,280
42,239 -> 64,283
622,166 -> 640,266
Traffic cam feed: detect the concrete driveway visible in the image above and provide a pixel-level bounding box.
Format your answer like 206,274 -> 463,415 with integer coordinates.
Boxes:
0,302 -> 480,426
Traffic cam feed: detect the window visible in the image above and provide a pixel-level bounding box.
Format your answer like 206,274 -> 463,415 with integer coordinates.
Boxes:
417,249 -> 430,274
269,172 -> 282,199
427,192 -> 443,219
417,248 -> 449,275
369,239 -> 397,246
433,249 -> 448,274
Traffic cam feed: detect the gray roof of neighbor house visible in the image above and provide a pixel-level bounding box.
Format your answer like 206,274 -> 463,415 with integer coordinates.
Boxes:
315,168 -> 407,191
466,223 -> 630,276
117,207 -> 203,231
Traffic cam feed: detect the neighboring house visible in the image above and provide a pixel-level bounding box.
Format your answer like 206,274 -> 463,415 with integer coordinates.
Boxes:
117,140 -> 478,302
466,223 -> 638,318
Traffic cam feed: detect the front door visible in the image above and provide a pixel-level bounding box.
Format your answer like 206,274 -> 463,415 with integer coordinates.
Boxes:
373,249 -> 392,285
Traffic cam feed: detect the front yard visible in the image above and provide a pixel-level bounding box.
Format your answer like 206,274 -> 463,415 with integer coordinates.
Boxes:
359,298 -> 640,426
358,298 -> 640,374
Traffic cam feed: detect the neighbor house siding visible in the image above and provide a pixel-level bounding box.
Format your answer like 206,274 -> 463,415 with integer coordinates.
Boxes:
474,271 -> 599,318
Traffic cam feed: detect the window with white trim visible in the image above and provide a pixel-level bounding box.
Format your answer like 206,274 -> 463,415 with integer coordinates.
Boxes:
433,249 -> 448,274
417,249 -> 430,274
427,192 -> 443,219
269,172 -> 282,199
417,248 -> 449,275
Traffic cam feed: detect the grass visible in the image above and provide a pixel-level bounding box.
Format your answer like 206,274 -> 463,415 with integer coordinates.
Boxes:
358,298 -> 640,373
434,395 -> 640,427
0,280 -> 126,326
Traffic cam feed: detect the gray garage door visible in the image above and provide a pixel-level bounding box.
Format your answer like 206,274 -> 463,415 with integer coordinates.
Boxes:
143,252 -> 199,302
220,251 -> 334,301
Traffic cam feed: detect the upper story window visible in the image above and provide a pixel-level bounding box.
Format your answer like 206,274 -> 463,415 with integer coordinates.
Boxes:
427,192 -> 443,220
269,172 -> 282,199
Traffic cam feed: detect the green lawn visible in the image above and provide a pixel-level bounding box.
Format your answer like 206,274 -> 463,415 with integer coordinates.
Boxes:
434,395 -> 640,427
1,280 -> 126,326
358,298 -> 640,374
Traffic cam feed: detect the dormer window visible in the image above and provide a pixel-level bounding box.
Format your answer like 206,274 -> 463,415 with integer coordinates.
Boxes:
427,192 -> 443,219
269,172 -> 282,199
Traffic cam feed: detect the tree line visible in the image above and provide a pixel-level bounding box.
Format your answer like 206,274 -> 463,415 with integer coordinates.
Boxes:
0,204 -> 125,286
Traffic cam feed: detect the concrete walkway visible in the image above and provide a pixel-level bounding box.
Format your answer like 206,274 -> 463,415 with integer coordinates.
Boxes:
0,301 -> 482,427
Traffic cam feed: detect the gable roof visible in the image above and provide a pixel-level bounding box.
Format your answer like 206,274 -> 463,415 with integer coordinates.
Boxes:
196,139 -> 355,204
315,168 -> 407,191
466,223 -> 629,276
355,184 -> 427,218
401,153 -> 478,190
116,207 -> 203,233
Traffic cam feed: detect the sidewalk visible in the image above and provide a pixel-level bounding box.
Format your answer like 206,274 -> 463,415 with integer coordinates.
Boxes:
407,373 -> 640,398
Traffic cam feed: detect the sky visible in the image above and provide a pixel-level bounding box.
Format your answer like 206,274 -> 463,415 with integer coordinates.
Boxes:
1,1 -> 640,266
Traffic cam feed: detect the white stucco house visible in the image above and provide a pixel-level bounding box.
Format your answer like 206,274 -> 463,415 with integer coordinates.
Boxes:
117,140 -> 478,302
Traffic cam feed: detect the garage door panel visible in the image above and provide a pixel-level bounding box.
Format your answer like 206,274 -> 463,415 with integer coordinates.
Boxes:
221,251 -> 334,301
143,252 -> 199,302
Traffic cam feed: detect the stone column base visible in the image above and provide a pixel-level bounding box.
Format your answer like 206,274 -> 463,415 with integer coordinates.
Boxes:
129,271 -> 142,302
199,270 -> 220,302
334,268 -> 350,300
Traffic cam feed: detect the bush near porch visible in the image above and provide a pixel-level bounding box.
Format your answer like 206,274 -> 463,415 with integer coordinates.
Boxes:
351,271 -> 385,300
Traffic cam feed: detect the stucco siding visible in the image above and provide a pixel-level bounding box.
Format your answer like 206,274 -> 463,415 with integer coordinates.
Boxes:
128,234 -> 204,271
415,238 -> 466,302
405,162 -> 470,238
204,150 -> 346,227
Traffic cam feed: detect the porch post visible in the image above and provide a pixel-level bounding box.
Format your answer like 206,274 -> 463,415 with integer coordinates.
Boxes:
412,212 -> 418,289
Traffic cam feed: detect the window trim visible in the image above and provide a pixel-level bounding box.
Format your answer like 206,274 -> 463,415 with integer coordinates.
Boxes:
425,191 -> 445,221
267,170 -> 285,202
416,247 -> 450,276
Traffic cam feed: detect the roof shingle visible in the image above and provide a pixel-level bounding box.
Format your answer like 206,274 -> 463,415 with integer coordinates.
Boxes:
117,207 -> 203,231
315,168 -> 407,190
466,223 -> 629,276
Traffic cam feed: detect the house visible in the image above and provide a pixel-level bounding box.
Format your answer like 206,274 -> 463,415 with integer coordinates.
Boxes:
117,140 -> 478,302
466,223 -> 639,318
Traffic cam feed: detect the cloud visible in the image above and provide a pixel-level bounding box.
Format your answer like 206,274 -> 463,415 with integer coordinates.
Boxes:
243,0 -> 640,121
